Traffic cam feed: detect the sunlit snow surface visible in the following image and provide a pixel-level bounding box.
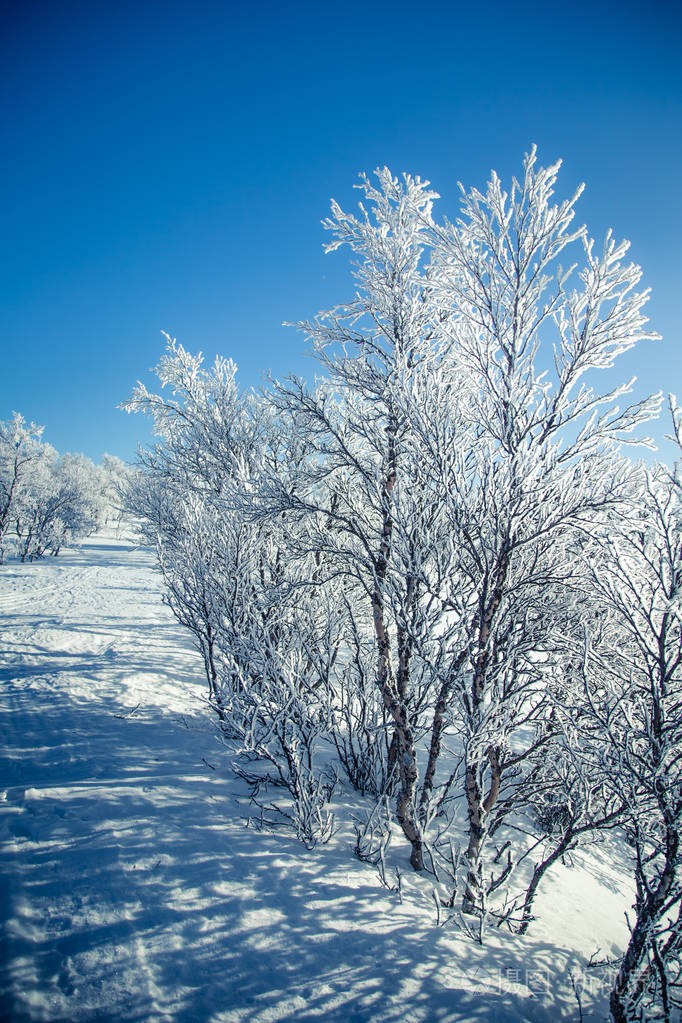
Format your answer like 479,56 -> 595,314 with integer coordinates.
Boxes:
0,531 -> 633,1022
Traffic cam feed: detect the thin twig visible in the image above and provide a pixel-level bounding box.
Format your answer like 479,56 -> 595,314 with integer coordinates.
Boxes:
114,702 -> 140,719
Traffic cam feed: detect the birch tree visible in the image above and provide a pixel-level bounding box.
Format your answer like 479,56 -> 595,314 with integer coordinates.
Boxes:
0,413 -> 45,561
573,413 -> 682,1023
260,168 -> 447,868
405,146 -> 661,914
123,340 -> 338,846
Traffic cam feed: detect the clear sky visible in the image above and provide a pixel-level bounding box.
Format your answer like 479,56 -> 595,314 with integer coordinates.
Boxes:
1,0 -> 680,463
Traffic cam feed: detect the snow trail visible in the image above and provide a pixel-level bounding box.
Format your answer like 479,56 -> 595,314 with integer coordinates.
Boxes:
0,532 -> 629,1022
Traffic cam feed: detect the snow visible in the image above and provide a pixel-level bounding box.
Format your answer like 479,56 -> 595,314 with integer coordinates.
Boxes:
0,530 -> 633,1022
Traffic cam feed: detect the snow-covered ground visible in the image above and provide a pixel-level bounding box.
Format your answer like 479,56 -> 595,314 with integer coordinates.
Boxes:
0,530 -> 633,1022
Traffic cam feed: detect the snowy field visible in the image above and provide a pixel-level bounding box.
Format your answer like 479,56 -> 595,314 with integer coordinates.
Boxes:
0,530 -> 634,1022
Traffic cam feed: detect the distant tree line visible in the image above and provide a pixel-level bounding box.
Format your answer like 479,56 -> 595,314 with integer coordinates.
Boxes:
124,150 -> 682,1023
0,413 -> 129,562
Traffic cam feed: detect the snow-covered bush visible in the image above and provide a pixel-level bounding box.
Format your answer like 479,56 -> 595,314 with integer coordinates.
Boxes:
122,341 -> 339,847
0,413 -> 118,562
14,449 -> 111,561
570,420 -> 682,1023
0,413 -> 45,561
99,454 -> 132,530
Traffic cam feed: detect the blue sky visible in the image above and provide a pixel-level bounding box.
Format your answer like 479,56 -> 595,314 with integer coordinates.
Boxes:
1,0 -> 680,463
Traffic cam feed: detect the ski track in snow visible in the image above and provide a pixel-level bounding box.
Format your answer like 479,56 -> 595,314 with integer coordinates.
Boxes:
0,530 -> 633,1022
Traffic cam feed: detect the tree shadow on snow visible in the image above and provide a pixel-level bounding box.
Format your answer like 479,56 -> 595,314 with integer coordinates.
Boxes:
0,676 -> 614,1023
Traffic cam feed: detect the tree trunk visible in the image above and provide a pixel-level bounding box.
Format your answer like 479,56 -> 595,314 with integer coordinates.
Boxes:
610,825 -> 679,1022
372,584 -> 423,870
519,831 -> 574,934
462,746 -> 502,914
462,761 -> 485,914
462,547 -> 509,913
370,420 -> 423,870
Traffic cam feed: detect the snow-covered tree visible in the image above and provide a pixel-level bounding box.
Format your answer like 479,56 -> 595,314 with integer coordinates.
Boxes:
99,454 -> 132,530
259,168 -> 450,868
0,413 -> 45,561
123,340 -> 338,846
570,412 -> 682,1023
400,146 -> 661,915
0,413 -> 115,562
13,449 -> 105,560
